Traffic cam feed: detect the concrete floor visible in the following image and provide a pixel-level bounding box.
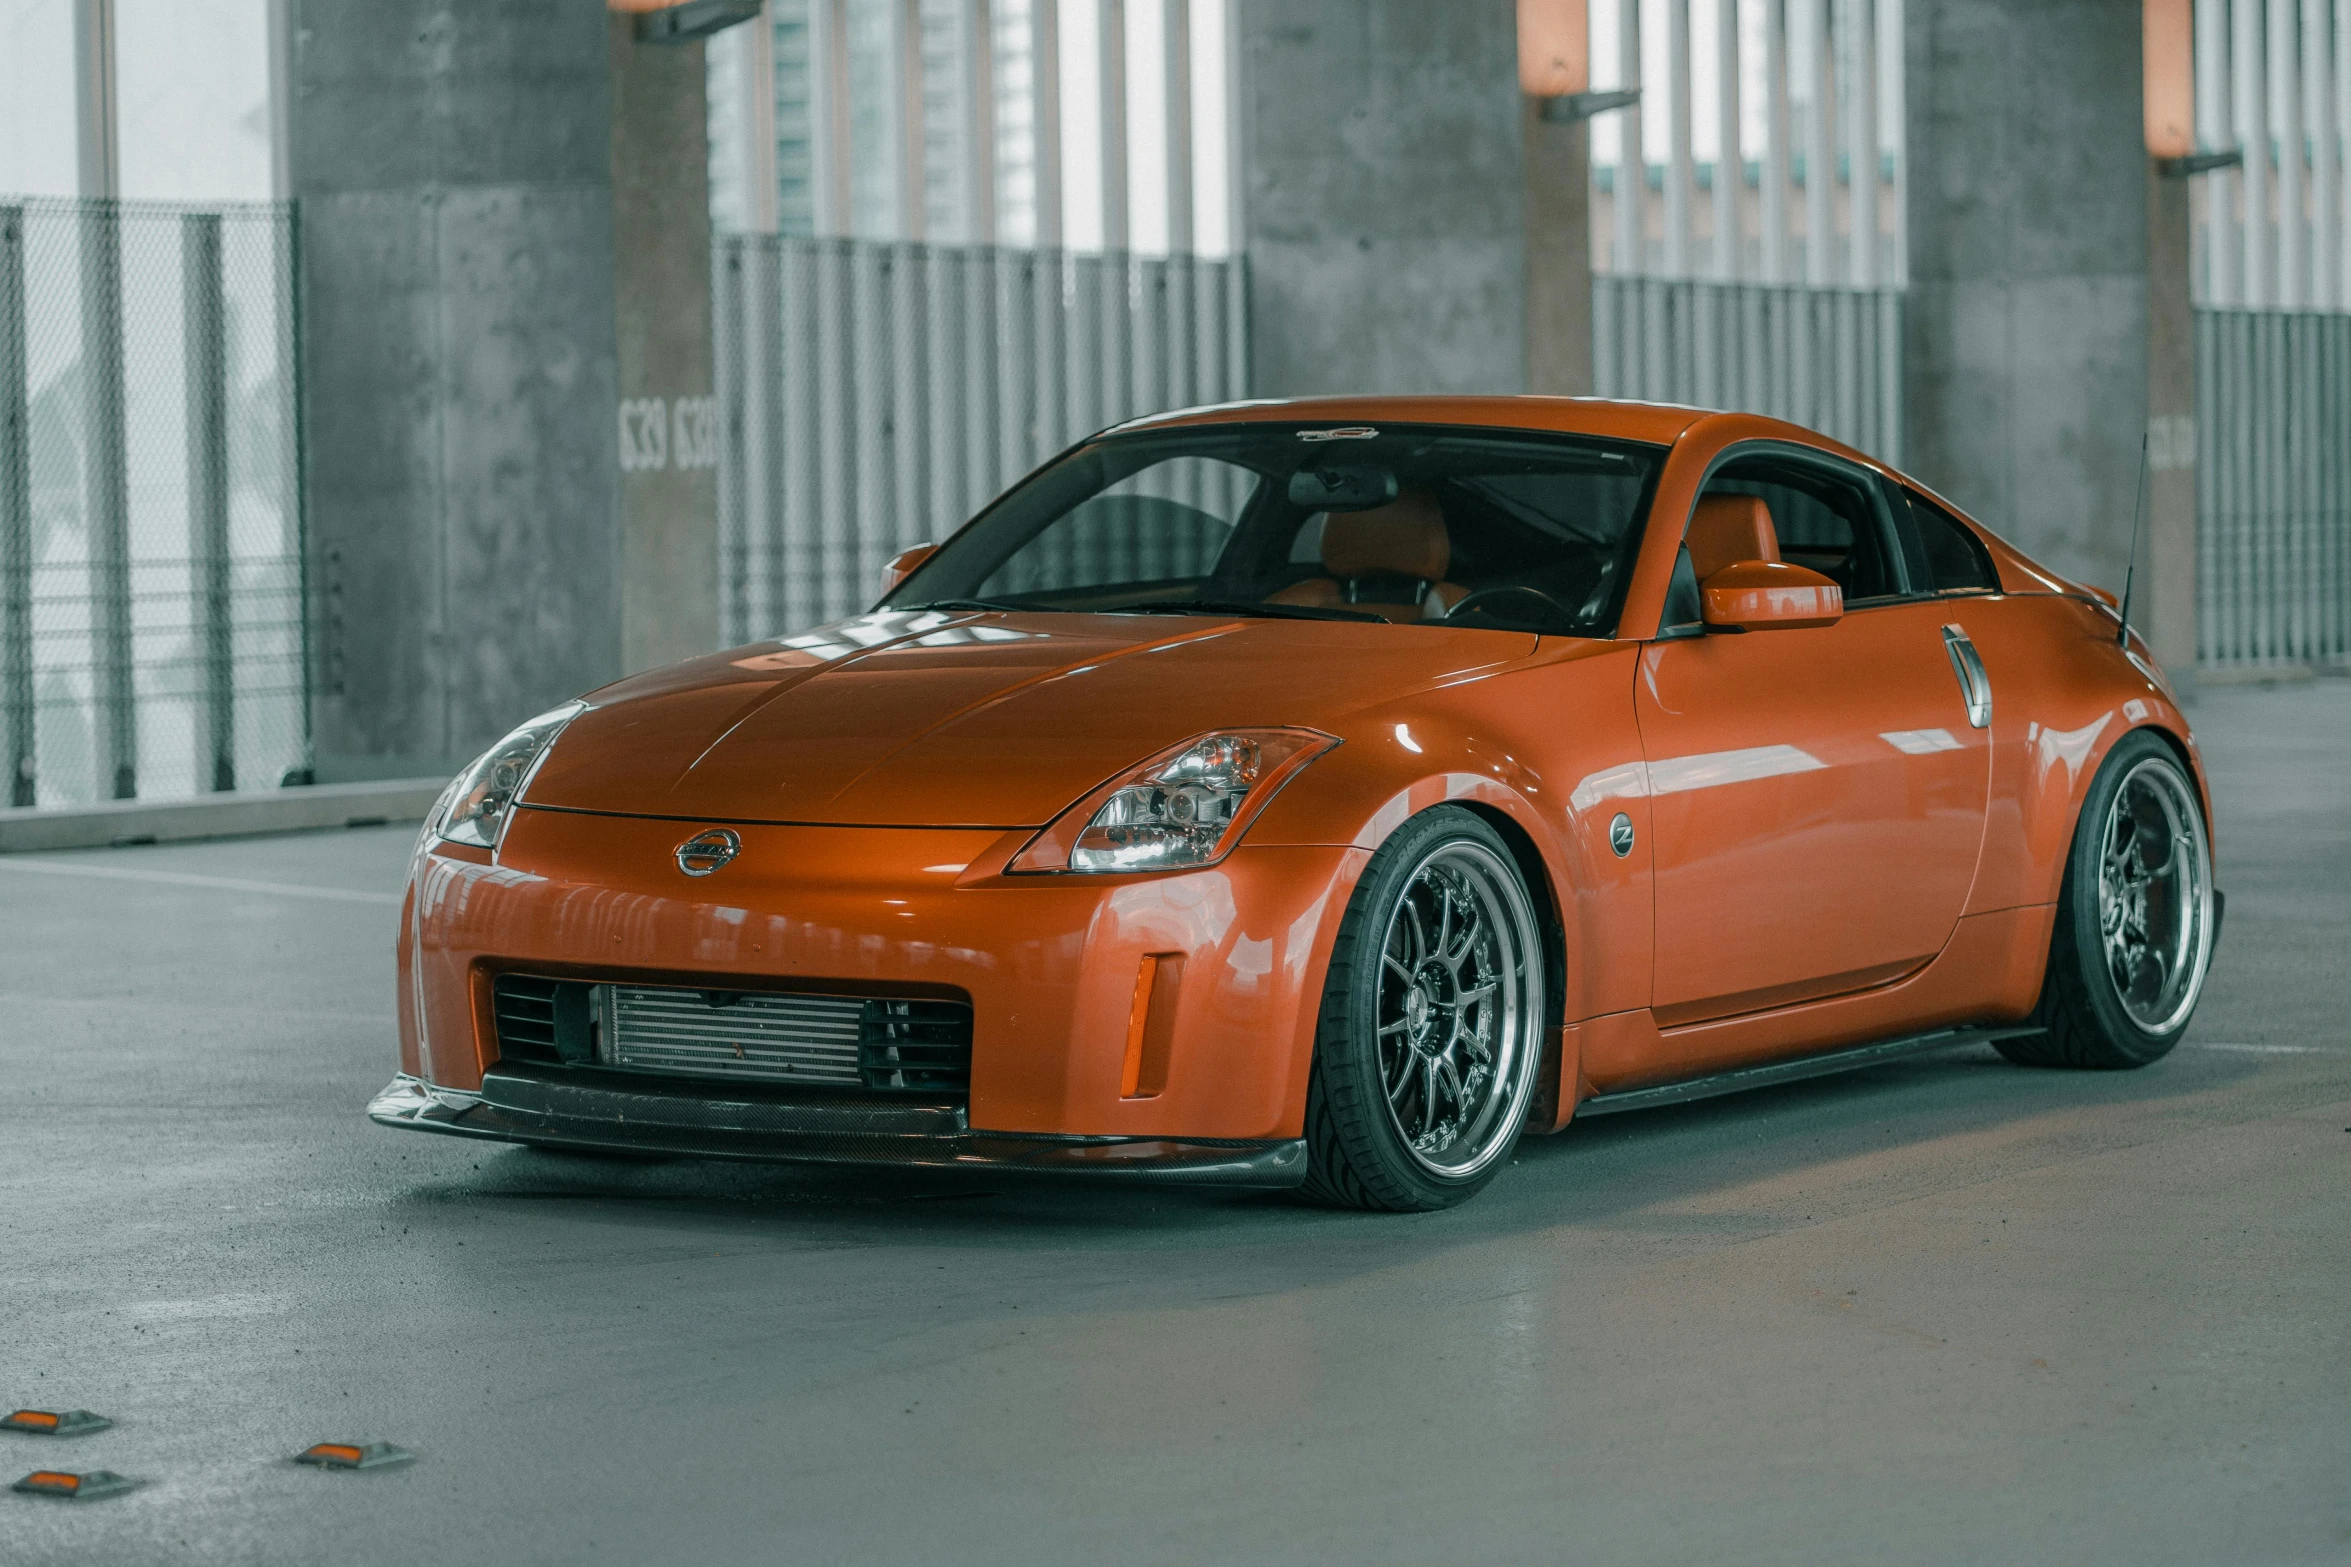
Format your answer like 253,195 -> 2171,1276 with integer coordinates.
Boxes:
3,682 -> 2346,1566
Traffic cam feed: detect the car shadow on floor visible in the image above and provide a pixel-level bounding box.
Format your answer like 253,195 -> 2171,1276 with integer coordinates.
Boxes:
382,1038 -> 2285,1278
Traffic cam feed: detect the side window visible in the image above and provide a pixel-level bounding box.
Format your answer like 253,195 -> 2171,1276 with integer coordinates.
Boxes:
1699,453 -> 1903,603
1901,488 -> 2001,594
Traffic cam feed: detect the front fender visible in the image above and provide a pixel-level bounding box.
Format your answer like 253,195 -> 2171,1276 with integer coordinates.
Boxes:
1246,643 -> 1654,1032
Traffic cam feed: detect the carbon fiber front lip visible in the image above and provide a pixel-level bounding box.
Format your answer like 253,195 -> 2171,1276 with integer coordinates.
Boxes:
366,1069 -> 1307,1188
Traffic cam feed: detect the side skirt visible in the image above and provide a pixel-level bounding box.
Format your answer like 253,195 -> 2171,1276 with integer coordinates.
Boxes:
1573,1023 -> 2046,1119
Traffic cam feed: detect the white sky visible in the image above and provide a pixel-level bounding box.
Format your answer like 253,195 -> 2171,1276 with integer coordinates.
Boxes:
1,0 -> 273,200
2,0 -> 81,196
1059,0 -> 1233,255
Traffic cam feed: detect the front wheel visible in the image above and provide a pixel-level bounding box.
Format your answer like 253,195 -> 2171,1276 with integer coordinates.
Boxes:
1999,731 -> 2218,1070
1300,807 -> 1548,1211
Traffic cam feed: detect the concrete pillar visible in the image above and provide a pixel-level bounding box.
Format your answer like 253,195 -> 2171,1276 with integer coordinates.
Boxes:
2145,162 -> 2197,677
291,1 -> 719,781
1524,104 -> 1595,396
1237,0 -> 1530,396
1903,0 -> 2178,637
609,18 -> 719,678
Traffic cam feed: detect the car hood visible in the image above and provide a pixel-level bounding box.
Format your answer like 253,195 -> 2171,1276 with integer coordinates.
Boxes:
524,610 -> 1536,827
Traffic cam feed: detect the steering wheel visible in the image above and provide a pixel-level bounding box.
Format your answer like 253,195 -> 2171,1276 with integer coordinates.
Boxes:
1443,585 -> 1578,630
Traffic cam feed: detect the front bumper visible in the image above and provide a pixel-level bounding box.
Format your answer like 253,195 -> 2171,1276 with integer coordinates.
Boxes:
402,811 -> 1365,1144
368,1071 -> 1308,1188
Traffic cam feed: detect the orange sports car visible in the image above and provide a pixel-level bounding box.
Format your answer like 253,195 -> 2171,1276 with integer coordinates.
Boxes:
373,396 -> 2222,1211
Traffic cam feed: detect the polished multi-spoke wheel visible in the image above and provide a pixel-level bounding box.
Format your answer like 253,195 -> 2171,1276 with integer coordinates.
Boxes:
2001,731 -> 2218,1070
1301,807 -> 1547,1209
1375,848 -> 1527,1174
2095,756 -> 2212,1034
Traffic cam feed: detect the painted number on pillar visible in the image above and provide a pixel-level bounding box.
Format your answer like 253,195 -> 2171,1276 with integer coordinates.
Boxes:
618,395 -> 719,473
670,396 -> 718,469
2148,414 -> 2196,473
618,398 -> 668,472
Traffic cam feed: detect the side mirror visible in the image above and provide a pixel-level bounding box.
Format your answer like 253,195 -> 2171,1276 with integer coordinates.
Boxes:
1701,560 -> 1843,632
879,543 -> 937,598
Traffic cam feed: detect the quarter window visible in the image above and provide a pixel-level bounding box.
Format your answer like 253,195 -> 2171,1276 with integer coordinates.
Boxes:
1900,488 -> 2002,594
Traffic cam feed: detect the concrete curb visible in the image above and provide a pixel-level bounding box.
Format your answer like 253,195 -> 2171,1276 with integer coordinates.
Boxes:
0,778 -> 447,853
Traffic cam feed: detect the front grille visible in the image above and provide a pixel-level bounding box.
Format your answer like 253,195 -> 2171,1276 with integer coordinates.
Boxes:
489,974 -> 971,1095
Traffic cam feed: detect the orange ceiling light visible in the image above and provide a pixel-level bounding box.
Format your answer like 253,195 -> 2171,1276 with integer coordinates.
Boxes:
1518,0 -> 1590,99
2144,0 -> 2194,160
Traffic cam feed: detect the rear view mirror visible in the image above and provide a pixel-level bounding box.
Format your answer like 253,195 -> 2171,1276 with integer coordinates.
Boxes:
879,542 -> 937,597
1701,561 -> 1843,631
1288,465 -> 1400,512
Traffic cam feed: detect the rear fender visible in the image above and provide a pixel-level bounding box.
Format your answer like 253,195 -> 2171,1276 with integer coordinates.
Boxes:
1960,594 -> 2212,916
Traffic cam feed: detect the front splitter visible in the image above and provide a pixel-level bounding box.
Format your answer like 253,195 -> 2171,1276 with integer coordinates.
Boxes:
368,1069 -> 1307,1188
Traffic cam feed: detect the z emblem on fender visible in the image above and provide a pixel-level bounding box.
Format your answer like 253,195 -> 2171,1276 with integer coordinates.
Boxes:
675,828 -> 743,877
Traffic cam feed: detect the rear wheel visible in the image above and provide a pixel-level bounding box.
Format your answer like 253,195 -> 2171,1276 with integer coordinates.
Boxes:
1300,807 -> 1548,1211
1999,731 -> 2216,1070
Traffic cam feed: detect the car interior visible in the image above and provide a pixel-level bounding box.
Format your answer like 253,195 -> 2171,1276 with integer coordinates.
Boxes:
940,424 -> 1668,637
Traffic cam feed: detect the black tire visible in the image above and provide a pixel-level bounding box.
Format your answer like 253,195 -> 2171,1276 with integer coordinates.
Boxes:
1299,806 -> 1548,1212
1999,730 -> 2217,1070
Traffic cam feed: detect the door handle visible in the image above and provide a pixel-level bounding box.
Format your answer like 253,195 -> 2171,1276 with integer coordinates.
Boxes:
1941,625 -> 1992,729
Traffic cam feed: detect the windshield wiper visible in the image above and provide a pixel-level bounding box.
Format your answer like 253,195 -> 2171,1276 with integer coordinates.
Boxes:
1097,598 -> 1388,624
904,598 -> 1038,613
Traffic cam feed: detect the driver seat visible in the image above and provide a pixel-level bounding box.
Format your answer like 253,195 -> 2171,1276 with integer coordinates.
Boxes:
1268,484 -> 1468,621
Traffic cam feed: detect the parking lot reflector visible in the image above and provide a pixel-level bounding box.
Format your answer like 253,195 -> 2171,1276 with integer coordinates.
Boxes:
12,1469 -> 138,1499
294,1441 -> 414,1470
1,1410 -> 112,1436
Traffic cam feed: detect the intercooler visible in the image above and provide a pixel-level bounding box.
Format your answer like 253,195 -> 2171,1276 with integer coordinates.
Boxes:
490,974 -> 971,1096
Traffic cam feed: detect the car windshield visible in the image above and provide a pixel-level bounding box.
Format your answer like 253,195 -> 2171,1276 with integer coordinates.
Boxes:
886,421 -> 1667,636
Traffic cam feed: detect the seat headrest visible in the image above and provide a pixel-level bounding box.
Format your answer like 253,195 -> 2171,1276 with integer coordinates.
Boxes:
1321,484 -> 1449,581
1686,493 -> 1781,581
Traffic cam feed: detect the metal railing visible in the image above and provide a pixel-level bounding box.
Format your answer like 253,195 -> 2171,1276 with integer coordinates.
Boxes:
1589,0 -> 1904,289
0,196 -> 305,809
2197,306 -> 2351,667
712,234 -> 1249,643
2190,0 -> 2351,311
1591,275 -> 1904,464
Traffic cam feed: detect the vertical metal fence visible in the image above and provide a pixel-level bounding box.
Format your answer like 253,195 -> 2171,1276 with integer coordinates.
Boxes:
1591,275 -> 1904,463
2196,307 -> 2351,668
712,233 -> 1248,644
1588,2 -> 1906,467
0,197 -> 305,810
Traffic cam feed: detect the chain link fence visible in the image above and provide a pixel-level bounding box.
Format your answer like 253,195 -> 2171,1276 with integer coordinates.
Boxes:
713,235 -> 1250,644
0,197 -> 305,809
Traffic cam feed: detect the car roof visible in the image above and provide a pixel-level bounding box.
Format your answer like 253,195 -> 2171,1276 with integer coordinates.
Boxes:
1112,394 -> 1711,448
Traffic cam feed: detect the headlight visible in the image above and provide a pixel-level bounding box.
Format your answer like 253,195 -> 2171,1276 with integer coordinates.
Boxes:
435,701 -> 586,848
1012,728 -> 1340,874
